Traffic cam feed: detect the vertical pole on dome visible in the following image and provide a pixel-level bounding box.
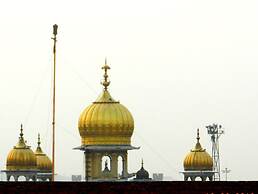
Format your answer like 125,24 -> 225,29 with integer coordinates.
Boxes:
101,58 -> 110,90
197,129 -> 200,143
20,124 -> 24,139
38,133 -> 41,147
51,24 -> 58,182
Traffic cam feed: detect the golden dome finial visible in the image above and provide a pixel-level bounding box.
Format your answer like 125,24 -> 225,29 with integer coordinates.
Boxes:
35,133 -> 43,154
38,133 -> 41,147
101,58 -> 111,90
194,129 -> 202,150
19,124 -> 24,141
15,124 -> 26,147
197,128 -> 200,143
141,158 -> 144,168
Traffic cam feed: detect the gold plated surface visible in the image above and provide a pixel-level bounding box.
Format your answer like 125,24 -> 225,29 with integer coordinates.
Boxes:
78,62 -> 134,145
101,58 -> 111,91
35,134 -> 52,171
183,129 -> 213,171
6,125 -> 37,170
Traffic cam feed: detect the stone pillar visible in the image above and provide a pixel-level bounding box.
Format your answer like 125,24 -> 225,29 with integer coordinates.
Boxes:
122,157 -> 125,178
122,152 -> 128,177
25,176 -> 30,181
110,153 -> 118,179
90,153 -> 96,178
6,175 -> 10,182
14,175 -> 18,182
95,153 -> 102,178
84,151 -> 92,181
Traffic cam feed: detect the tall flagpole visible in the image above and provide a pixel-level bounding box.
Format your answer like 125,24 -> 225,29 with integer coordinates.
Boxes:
52,24 -> 58,181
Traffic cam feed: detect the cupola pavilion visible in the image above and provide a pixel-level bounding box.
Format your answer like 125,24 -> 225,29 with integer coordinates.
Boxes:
34,134 -> 52,181
75,60 -> 139,181
4,125 -> 38,181
182,129 -> 214,181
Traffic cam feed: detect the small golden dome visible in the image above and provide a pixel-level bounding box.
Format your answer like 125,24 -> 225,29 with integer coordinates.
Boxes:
6,125 -> 37,170
183,129 -> 213,171
35,134 -> 52,171
78,61 -> 134,145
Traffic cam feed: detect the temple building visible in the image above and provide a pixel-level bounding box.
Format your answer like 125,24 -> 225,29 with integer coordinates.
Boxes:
34,134 -> 52,181
4,125 -> 38,181
2,125 -> 52,181
182,129 -> 214,181
75,60 -> 139,181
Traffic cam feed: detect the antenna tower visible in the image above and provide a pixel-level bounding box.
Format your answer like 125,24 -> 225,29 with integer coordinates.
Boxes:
206,123 -> 224,181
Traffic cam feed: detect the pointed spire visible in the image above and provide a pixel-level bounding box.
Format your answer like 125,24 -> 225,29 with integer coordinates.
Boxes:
141,159 -> 144,168
35,133 -> 43,154
101,58 -> 111,90
38,133 -> 41,147
16,124 -> 26,148
20,124 -> 24,139
193,128 -> 203,151
197,128 -> 200,143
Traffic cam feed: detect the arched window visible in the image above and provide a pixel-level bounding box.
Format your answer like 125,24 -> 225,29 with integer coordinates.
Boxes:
18,176 -> 26,181
9,176 -> 15,181
195,177 -> 202,181
101,155 -> 111,171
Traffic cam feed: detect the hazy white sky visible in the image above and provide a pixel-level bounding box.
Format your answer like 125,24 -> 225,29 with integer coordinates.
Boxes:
0,0 -> 257,181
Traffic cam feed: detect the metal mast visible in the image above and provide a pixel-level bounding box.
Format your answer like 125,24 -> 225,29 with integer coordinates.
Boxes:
51,24 -> 58,181
206,124 -> 224,181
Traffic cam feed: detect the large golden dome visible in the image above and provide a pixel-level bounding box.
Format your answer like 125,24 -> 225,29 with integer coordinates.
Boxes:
78,61 -> 134,145
183,129 -> 213,171
34,134 -> 52,171
6,125 -> 37,170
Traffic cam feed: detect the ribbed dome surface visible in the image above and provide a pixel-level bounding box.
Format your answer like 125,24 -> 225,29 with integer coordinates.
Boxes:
183,130 -> 213,171
35,153 -> 52,171
78,90 -> 134,145
35,135 -> 52,171
6,126 -> 37,170
136,166 -> 149,179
